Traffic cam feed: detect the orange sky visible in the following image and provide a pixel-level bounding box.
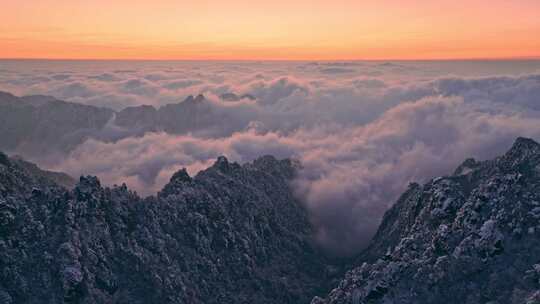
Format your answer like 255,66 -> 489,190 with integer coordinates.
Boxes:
1,0 -> 539,60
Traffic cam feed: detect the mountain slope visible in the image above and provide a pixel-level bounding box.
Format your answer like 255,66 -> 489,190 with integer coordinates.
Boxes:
9,155 -> 76,189
0,153 -> 330,304
313,137 -> 540,304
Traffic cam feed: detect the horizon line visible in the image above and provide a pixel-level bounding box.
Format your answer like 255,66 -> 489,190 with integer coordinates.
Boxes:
1,56 -> 540,62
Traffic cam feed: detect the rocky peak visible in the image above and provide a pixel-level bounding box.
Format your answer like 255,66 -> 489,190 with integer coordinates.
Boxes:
252,154 -> 279,167
0,91 -> 18,105
183,94 -> 206,105
315,137 -> 540,304
511,136 -> 540,152
159,168 -> 193,196
77,175 -> 101,189
250,155 -> 299,180
0,91 -> 15,99
74,175 -> 101,198
453,157 -> 480,175
0,151 -> 10,166
194,94 -> 206,102
500,137 -> 540,168
169,168 -> 192,183
211,155 -> 233,172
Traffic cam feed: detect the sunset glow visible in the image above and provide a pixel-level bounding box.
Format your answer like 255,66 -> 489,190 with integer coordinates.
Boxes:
1,0 -> 540,60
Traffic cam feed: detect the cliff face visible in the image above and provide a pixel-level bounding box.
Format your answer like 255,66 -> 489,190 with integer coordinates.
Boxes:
314,138 -> 540,304
0,153 -> 329,304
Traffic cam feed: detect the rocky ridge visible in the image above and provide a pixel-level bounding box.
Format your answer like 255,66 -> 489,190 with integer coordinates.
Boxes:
0,152 -> 330,304
313,137 -> 540,304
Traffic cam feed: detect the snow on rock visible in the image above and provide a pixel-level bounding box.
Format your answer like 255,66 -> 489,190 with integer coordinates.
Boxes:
315,137 -> 540,304
0,154 -> 332,304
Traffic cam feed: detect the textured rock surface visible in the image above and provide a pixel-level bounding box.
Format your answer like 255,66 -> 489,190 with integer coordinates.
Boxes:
0,153 -> 330,303
314,137 -> 540,304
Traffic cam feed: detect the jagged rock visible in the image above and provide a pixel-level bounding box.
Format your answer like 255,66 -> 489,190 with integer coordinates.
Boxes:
315,137 -> 540,304
0,153 -> 331,303
453,158 -> 480,175
169,168 -> 192,183
0,152 -> 9,166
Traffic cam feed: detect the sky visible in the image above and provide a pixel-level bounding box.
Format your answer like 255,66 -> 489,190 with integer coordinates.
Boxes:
1,0 -> 540,60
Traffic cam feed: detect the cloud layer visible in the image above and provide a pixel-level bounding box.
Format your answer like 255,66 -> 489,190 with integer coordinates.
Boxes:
1,60 -> 540,256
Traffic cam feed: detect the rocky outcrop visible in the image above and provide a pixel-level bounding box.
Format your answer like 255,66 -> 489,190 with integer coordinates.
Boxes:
314,137 -> 540,304
0,153 -> 330,303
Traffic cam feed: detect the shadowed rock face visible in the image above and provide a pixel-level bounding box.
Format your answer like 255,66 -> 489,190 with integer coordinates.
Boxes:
0,153 -> 331,304
313,137 -> 540,304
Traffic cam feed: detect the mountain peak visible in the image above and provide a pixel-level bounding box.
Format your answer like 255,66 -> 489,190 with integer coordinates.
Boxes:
510,137 -> 540,152
213,155 -> 231,171
502,137 -> 540,166
194,94 -> 205,102
169,168 -> 191,183
75,175 -> 102,198
453,157 -> 480,175
0,90 -> 16,99
183,94 -> 206,104
0,151 -> 10,166
316,136 -> 540,304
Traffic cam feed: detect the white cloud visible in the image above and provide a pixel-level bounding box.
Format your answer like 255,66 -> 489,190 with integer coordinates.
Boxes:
2,60 -> 540,256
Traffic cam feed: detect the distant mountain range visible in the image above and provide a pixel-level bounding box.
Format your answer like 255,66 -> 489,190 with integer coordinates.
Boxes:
0,91 -> 255,158
1,138 -> 540,303
0,91 -> 113,157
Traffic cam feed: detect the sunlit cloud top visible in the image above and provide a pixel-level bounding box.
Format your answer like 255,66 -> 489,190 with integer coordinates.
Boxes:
1,0 -> 540,60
